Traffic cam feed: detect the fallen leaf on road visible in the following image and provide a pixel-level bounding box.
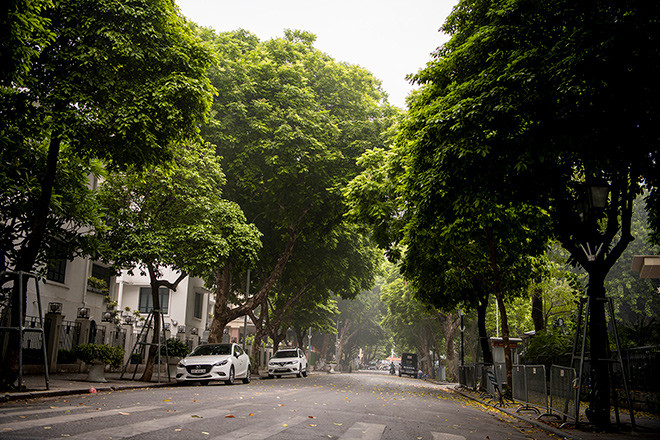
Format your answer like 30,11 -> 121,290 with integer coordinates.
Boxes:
249,413 -> 255,416
308,416 -> 315,419
283,424 -> 288,427
192,415 -> 202,418
44,427 -> 52,429
278,404 -> 284,407
334,423 -> 342,426
225,415 -> 235,418
166,409 -> 176,413
202,432 -> 209,435
309,424 -> 317,427
119,412 -> 130,416
163,399 -> 171,402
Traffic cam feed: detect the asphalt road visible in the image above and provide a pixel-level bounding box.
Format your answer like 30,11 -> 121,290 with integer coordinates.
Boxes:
0,371 -> 557,440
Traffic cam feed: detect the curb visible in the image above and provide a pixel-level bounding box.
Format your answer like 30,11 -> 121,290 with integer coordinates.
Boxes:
452,386 -> 580,440
0,381 -> 175,403
1,373 -> 274,403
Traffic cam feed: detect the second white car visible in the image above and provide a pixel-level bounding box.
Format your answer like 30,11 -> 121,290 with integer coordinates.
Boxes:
268,347 -> 308,378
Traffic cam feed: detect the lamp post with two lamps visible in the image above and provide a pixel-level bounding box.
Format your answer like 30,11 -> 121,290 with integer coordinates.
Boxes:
561,180 -> 615,428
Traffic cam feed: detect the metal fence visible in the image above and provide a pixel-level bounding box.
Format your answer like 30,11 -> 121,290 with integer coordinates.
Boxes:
511,365 -> 549,414
459,364 -> 477,390
525,365 -> 549,411
89,325 -> 105,345
108,327 -> 126,349
22,316 -> 44,350
618,346 -> 660,394
549,365 -> 578,424
59,320 -> 80,351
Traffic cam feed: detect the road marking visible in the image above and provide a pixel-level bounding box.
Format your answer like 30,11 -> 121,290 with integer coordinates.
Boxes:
338,422 -> 386,440
432,432 -> 467,440
0,406 -> 91,417
0,405 -> 157,431
211,415 -> 307,439
64,405 -> 241,439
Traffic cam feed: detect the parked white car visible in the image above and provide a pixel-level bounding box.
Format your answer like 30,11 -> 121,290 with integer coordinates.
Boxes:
267,347 -> 308,378
176,343 -> 250,385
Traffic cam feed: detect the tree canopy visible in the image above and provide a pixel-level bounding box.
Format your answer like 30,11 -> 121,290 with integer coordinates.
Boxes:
1,0 -> 215,274
195,27 -> 395,342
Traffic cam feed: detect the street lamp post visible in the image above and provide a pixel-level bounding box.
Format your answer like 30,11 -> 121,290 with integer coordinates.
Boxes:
580,181 -> 611,428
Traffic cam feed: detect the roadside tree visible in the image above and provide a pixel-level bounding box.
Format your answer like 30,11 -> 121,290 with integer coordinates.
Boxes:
196,28 -> 393,343
98,143 -> 260,381
403,0 -> 659,427
0,0 -> 214,388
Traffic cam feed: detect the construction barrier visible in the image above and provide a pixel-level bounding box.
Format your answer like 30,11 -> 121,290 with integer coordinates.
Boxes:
511,364 -> 550,415
549,365 -> 578,425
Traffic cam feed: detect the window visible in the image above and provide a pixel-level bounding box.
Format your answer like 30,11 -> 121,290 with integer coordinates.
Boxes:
46,258 -> 67,284
193,292 -> 203,319
138,287 -> 169,314
88,263 -> 112,294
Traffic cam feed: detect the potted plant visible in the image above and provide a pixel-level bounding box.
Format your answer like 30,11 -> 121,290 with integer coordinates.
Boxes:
159,338 -> 189,377
74,343 -> 124,382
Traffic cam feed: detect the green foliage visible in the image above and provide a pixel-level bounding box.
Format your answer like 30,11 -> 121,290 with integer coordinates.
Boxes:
57,349 -> 76,364
618,318 -> 660,349
98,142 -> 261,282
1,0 -> 216,274
520,327 -> 573,367
159,338 -> 189,358
605,196 -> 660,325
0,143 -> 104,273
74,343 -> 124,369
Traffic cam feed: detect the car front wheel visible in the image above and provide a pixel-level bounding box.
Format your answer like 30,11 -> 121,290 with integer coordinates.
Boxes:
302,368 -> 307,377
225,366 -> 235,385
242,366 -> 251,384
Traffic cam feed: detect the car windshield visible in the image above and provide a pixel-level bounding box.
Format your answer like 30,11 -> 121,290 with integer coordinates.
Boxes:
189,344 -> 231,356
273,350 -> 297,358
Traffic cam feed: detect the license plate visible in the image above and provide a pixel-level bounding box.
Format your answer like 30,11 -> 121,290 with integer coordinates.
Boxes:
191,369 -> 205,374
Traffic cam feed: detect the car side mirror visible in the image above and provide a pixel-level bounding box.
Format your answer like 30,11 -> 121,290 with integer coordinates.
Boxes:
235,353 -> 239,358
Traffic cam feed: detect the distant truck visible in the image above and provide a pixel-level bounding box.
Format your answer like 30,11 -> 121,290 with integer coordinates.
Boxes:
398,352 -> 418,377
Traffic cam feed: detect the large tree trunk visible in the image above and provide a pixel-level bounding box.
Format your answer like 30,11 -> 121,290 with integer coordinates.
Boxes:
584,269 -> 610,428
0,136 -> 61,390
485,226 -> 513,392
477,293 -> 493,364
248,298 -> 267,374
272,329 -> 286,352
208,266 -> 232,344
251,328 -> 264,373
140,265 -> 186,382
531,284 -> 545,332
207,225 -> 301,344
442,313 -> 459,381
319,334 -> 331,363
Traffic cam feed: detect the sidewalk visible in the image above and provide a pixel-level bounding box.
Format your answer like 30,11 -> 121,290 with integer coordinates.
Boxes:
0,370 -> 269,403
452,385 -> 660,440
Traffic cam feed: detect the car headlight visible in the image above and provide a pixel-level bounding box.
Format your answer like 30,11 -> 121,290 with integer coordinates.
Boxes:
177,361 -> 185,368
214,359 -> 229,366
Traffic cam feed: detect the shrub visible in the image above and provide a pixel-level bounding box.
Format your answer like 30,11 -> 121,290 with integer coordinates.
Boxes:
159,338 -> 189,359
74,344 -> 124,369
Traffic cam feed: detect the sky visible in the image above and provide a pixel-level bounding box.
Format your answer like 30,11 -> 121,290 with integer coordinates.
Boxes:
176,0 -> 459,109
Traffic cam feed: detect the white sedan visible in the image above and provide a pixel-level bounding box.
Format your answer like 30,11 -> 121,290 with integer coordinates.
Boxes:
176,343 -> 250,385
267,348 -> 308,378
